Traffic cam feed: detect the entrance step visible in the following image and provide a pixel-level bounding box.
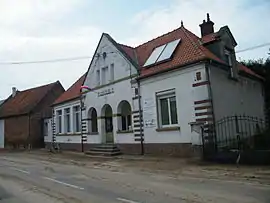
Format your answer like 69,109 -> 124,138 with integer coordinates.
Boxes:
85,144 -> 122,156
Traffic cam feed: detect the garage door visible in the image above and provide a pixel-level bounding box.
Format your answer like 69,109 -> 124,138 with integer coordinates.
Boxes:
0,119 -> 4,148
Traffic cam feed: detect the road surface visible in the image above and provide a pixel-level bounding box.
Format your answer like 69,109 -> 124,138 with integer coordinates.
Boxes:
0,152 -> 269,203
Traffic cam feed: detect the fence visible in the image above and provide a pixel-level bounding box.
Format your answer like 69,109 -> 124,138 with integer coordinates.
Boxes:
202,115 -> 269,164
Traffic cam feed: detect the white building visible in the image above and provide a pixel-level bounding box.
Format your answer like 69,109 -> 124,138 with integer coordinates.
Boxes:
45,75 -> 86,150
48,14 -> 264,156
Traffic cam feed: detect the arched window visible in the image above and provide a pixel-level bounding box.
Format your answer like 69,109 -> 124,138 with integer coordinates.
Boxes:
89,108 -> 98,133
117,101 -> 132,131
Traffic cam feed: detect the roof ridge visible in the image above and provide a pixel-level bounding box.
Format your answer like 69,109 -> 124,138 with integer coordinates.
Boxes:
118,43 -> 134,49
181,27 -> 206,58
135,26 -> 182,48
18,81 -> 58,93
30,81 -> 60,113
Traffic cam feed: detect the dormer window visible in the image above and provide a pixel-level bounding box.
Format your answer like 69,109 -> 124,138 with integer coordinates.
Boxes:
224,49 -> 232,66
224,49 -> 237,79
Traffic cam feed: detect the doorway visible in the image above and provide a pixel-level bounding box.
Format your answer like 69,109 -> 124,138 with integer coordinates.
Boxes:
102,105 -> 114,143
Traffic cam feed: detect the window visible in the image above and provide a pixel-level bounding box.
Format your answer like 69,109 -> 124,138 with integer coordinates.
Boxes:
89,108 -> 98,133
143,38 -> 181,67
118,101 -> 132,131
121,114 -> 132,131
144,44 -> 166,67
64,108 -> 71,133
96,70 -> 100,86
156,39 -> 181,62
56,110 -> 62,133
196,72 -> 202,81
225,49 -> 234,78
101,66 -> 108,85
73,106 -> 81,132
110,64 -> 114,81
157,91 -> 178,127
225,51 -> 232,67
134,87 -> 139,96
43,121 -> 48,136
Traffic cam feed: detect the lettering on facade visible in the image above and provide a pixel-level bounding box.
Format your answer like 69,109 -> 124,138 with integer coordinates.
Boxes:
98,88 -> 114,97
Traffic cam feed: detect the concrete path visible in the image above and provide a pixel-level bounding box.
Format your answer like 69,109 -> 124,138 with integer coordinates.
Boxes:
0,152 -> 269,203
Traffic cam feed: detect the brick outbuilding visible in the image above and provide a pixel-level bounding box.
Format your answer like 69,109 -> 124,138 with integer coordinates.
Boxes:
0,81 -> 64,149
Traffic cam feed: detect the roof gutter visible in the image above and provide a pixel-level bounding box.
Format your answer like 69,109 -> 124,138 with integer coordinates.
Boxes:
137,59 -> 207,81
51,96 -> 80,107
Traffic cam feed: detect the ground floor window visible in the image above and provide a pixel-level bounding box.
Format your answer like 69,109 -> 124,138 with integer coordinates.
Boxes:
64,108 -> 71,133
56,110 -> 62,133
121,114 -> 132,131
73,105 -> 81,132
157,90 -> 178,127
117,101 -> 132,131
89,108 -> 98,133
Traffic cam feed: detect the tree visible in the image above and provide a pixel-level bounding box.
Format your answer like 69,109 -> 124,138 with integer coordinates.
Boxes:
241,56 -> 270,125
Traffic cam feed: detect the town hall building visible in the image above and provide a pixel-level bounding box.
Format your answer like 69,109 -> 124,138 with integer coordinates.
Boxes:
48,14 -> 265,156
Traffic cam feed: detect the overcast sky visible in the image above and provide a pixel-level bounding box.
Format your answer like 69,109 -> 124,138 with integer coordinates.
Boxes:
0,0 -> 269,99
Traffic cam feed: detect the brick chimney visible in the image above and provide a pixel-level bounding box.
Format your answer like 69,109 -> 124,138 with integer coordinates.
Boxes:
12,87 -> 17,97
199,13 -> 214,37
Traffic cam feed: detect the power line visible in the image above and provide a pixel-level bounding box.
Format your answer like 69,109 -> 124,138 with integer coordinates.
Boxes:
0,42 -> 269,65
0,56 -> 92,65
236,42 -> 270,53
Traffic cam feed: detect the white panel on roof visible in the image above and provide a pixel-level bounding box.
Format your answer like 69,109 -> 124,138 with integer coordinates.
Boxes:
143,44 -> 166,67
156,39 -> 181,63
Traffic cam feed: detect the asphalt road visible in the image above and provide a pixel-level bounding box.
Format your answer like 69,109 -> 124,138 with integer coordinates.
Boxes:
0,153 -> 269,203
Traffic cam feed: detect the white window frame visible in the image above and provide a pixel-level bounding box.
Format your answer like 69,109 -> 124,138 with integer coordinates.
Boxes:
225,49 -> 234,77
101,66 -> 108,85
64,108 -> 71,133
224,49 -> 232,66
110,63 -> 114,82
56,110 -> 62,134
96,70 -> 100,86
73,106 -> 81,133
43,120 -> 48,136
156,90 -> 178,128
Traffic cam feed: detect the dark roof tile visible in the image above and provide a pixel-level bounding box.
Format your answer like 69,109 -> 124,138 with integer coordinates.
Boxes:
0,82 -> 59,118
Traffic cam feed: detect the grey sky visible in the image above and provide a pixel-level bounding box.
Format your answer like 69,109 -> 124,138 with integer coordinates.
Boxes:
0,0 -> 269,99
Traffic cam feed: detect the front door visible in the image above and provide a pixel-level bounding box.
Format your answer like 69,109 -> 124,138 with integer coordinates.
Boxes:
104,105 -> 114,143
105,116 -> 113,143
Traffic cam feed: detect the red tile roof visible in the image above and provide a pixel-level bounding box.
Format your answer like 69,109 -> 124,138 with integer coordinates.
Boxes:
238,62 -> 264,80
118,26 -> 261,80
134,26 -> 225,78
0,82 -> 60,118
201,33 -> 218,44
53,74 -> 86,105
59,26 -> 261,106
118,43 -> 137,63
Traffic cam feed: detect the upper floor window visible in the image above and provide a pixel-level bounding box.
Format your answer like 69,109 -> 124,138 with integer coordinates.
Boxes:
224,49 -> 232,66
96,70 -> 100,86
101,66 -> 109,85
110,63 -> 114,82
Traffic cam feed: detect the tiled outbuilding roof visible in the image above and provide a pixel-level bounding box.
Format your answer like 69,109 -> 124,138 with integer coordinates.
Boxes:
0,81 -> 61,118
